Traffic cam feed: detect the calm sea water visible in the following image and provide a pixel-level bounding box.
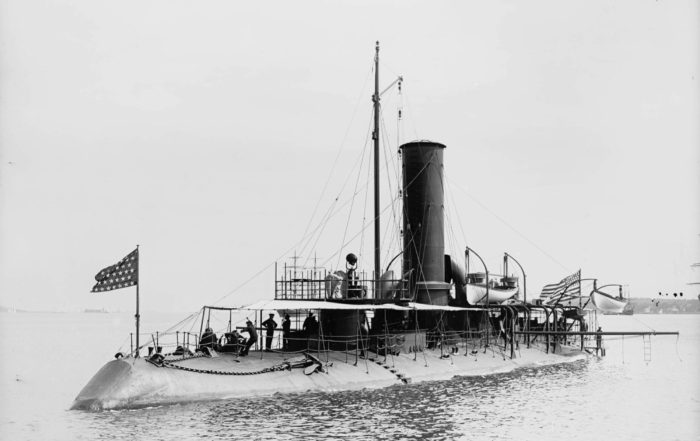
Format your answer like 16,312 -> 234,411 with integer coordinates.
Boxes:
0,312 -> 698,440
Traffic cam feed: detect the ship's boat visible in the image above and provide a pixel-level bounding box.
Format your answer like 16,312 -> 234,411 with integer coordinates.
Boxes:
590,289 -> 628,314
465,273 -> 519,305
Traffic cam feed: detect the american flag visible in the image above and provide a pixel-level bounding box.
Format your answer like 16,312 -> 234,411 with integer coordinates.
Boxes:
91,248 -> 138,292
540,269 -> 581,305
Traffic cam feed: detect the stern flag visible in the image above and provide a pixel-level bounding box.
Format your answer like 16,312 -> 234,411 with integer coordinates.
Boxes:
91,248 -> 138,292
540,269 -> 581,305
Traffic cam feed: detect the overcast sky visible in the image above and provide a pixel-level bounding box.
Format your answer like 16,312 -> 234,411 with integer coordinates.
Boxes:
0,0 -> 698,313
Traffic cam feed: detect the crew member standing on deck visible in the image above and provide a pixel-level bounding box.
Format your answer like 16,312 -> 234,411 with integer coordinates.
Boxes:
595,326 -> 603,356
303,312 -> 318,337
282,314 -> 291,350
261,313 -> 278,351
241,320 -> 257,356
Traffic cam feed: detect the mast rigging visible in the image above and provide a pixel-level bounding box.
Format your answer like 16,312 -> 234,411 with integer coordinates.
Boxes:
373,41 -> 381,283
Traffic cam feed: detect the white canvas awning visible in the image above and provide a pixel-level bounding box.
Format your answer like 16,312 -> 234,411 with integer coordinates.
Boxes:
233,300 -> 488,312
237,299 -> 412,311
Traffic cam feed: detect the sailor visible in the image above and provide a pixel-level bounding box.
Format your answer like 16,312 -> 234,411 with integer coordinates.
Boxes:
345,253 -> 363,298
241,320 -> 257,356
282,313 -> 291,350
228,329 -> 244,343
221,330 -> 244,353
580,318 -> 588,333
595,326 -> 603,356
303,312 -> 318,337
261,313 -> 278,351
199,327 -> 218,350
495,310 -> 509,347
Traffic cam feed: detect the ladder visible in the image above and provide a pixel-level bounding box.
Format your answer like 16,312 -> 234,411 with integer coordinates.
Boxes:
643,335 -> 652,363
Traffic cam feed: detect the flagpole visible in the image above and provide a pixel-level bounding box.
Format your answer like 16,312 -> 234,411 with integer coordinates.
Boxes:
135,244 -> 140,357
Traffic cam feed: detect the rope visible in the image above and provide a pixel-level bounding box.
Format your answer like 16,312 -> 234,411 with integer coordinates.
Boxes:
320,195 -> 401,268
357,123 -> 374,270
299,64 -> 373,244
379,109 -> 404,266
329,115 -> 374,270
446,174 -> 571,272
401,91 -> 420,140
621,335 -> 625,364
443,170 -> 469,257
630,315 -> 657,333
210,140 -> 379,305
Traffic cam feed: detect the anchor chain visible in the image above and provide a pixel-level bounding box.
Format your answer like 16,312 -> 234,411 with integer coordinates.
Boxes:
146,353 -> 312,376
162,360 -> 292,375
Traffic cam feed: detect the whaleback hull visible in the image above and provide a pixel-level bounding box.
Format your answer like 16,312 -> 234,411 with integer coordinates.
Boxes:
71,345 -> 585,411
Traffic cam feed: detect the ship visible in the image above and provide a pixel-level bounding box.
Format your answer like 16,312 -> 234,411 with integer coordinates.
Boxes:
71,43 -> 671,411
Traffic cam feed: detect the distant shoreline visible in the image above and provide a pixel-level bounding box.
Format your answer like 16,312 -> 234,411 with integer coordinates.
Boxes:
0,307 -> 122,314
627,298 -> 700,314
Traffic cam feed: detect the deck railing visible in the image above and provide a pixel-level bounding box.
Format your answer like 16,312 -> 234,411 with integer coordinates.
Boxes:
274,266 -> 409,300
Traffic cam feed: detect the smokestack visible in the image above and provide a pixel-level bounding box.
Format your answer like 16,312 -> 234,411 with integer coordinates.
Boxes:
401,140 -> 451,305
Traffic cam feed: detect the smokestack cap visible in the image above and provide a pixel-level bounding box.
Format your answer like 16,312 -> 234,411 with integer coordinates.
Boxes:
400,140 -> 446,151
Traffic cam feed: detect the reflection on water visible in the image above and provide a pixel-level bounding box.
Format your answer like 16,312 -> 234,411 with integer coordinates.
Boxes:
1,313 -> 698,440
82,358 -> 693,441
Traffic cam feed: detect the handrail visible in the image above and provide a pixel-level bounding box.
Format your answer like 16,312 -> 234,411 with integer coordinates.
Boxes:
466,246 -> 490,346
504,252 -> 527,303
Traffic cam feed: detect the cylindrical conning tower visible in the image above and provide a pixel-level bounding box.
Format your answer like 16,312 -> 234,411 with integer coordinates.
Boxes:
401,140 -> 451,305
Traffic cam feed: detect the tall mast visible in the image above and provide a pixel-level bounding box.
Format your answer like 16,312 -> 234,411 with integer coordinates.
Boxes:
373,41 -> 381,283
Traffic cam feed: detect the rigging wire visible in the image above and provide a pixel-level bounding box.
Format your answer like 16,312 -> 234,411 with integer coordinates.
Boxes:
356,122 -> 374,271
445,174 -> 571,273
299,63 -> 374,243
675,334 -> 683,362
629,315 -> 657,333
299,115 -> 375,263
443,170 -> 470,254
189,60 -> 575,330
443,208 -> 462,269
441,172 -> 467,265
397,76 -> 403,148
374,71 -> 405,274
205,183 -> 380,307
379,107 -> 403,267
321,194 -> 402,268
336,116 -> 374,270
332,69 -> 405,274
401,89 -> 420,141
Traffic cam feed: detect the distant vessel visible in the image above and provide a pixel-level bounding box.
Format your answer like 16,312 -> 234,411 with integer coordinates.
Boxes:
83,308 -> 108,313
71,43 -> 675,411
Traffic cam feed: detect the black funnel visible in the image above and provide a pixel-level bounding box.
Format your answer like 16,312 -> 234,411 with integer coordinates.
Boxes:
401,140 -> 450,305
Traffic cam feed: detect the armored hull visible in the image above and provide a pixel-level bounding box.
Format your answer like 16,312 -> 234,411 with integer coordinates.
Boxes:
72,343 -> 585,411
